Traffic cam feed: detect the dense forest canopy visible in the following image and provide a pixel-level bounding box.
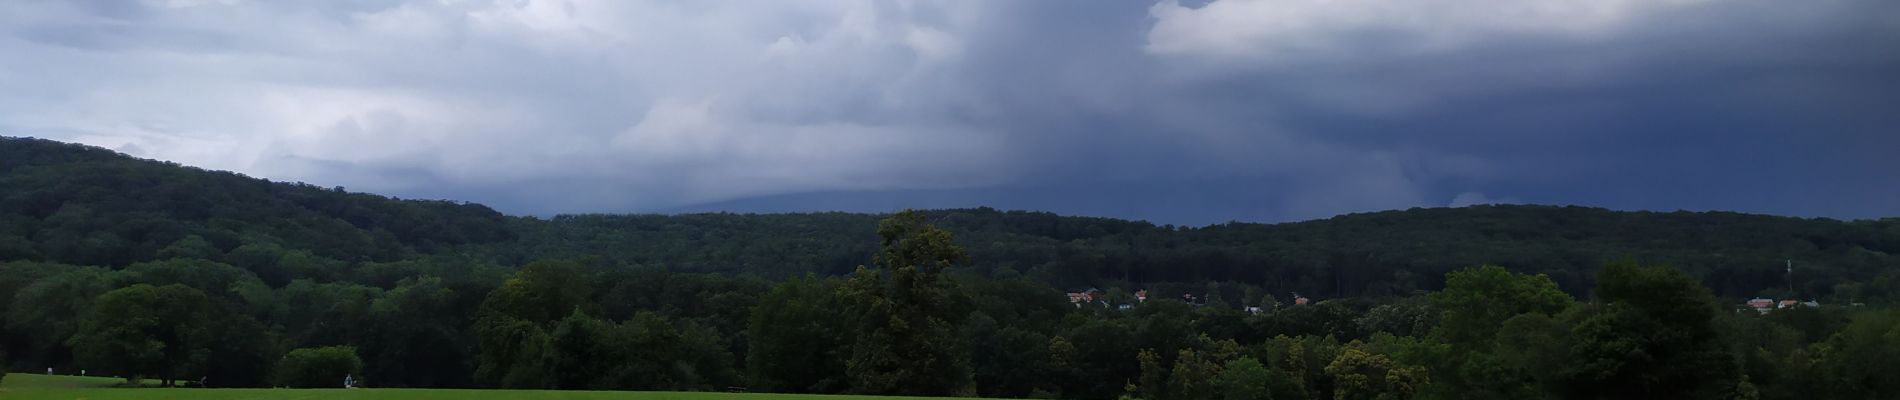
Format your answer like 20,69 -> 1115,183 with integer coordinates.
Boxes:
3,137 -> 1898,399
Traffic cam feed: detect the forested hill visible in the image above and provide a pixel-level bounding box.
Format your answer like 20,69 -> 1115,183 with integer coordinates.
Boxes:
494,205 -> 1900,301
5,136 -> 1899,301
9,137 -> 1900,398
0,136 -> 514,267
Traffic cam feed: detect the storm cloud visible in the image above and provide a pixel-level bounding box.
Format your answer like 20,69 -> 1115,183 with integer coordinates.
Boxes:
3,0 -> 1896,224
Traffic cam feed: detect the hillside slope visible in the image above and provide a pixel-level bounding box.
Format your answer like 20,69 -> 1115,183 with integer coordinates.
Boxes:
4,137 -> 1897,300
0,137 -> 513,267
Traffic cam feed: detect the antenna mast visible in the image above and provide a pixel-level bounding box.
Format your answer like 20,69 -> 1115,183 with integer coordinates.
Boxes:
1786,259 -> 1794,296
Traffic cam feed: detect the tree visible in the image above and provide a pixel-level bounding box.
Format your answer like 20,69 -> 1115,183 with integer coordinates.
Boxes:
1424,265 -> 1571,399
962,313 -> 1055,398
274,346 -> 362,388
1134,348 -> 1166,400
199,312 -> 283,387
155,234 -> 221,261
67,284 -> 213,386
1803,308 -> 1900,399
1561,262 -> 1742,400
5,266 -> 112,369
1324,346 -> 1427,400
1429,265 -> 1570,346
1213,356 -> 1273,400
1167,348 -> 1222,400
362,276 -> 474,388
746,275 -> 848,393
474,260 -> 596,387
544,309 -> 613,389
838,210 -> 972,396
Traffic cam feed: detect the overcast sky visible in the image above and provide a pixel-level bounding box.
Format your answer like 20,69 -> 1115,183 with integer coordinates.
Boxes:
3,0 -> 1896,225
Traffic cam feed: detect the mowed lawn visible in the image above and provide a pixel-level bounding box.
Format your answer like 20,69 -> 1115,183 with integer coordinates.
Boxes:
2,374 -> 992,400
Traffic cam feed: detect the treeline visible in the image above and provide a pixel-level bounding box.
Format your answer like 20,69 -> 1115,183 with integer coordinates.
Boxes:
485,207 -> 1900,302
4,212 -> 1897,400
6,137 -> 1899,302
2,137 -> 1900,398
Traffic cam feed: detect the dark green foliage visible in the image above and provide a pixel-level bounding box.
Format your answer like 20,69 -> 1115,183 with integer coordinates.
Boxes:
1801,308 -> 1900,399
0,137 -> 513,268
274,346 -> 362,388
746,275 -> 848,393
839,210 -> 973,396
67,284 -> 213,386
472,263 -> 741,391
1561,262 -> 1742,400
3,137 -> 1900,398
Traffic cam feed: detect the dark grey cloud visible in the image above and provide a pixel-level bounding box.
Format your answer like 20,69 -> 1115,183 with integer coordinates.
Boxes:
1,0 -> 1895,224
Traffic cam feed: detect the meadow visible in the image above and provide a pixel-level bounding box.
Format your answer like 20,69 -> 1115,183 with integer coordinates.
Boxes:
0,374 -> 982,400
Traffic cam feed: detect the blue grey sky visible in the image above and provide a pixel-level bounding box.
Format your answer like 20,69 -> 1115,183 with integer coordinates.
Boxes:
3,0 -> 1896,225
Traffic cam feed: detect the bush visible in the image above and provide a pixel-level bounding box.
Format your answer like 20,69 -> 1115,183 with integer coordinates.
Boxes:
274,346 -> 362,388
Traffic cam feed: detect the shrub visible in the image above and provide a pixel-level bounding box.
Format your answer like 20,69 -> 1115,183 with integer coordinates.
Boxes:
273,346 -> 362,388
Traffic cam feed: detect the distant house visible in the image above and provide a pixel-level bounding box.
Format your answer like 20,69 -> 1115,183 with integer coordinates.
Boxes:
1066,292 -> 1092,303
1747,298 -> 1775,313
1293,296 -> 1310,306
1135,290 -> 1149,303
1118,304 -> 1134,311
1245,306 -> 1264,315
1778,299 -> 1800,309
1066,288 -> 1105,307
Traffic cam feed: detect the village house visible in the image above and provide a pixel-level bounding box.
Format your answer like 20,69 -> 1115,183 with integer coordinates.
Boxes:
1066,288 -> 1104,307
1743,298 -> 1820,313
1747,298 -> 1775,313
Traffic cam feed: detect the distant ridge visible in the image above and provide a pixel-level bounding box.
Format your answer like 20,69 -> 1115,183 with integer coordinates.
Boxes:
3,136 -> 1896,299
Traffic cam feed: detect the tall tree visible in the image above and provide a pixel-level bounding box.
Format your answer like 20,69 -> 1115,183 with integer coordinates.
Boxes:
747,275 -> 848,393
473,260 -> 595,387
839,210 -> 972,396
1561,261 -> 1743,400
67,284 -> 213,386
1424,265 -> 1572,399
1324,345 -> 1428,400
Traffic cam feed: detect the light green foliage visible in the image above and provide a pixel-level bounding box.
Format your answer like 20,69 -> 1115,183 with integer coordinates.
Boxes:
1133,348 -> 1165,400
155,235 -> 222,262
1803,308 -> 1900,398
1323,345 -> 1427,400
1355,298 -> 1434,338
1421,265 -> 1571,399
1429,265 -> 1570,346
1213,357 -> 1272,400
1165,348 -> 1220,400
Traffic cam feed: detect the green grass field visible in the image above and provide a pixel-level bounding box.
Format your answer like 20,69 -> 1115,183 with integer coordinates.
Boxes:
1,373 -> 987,400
